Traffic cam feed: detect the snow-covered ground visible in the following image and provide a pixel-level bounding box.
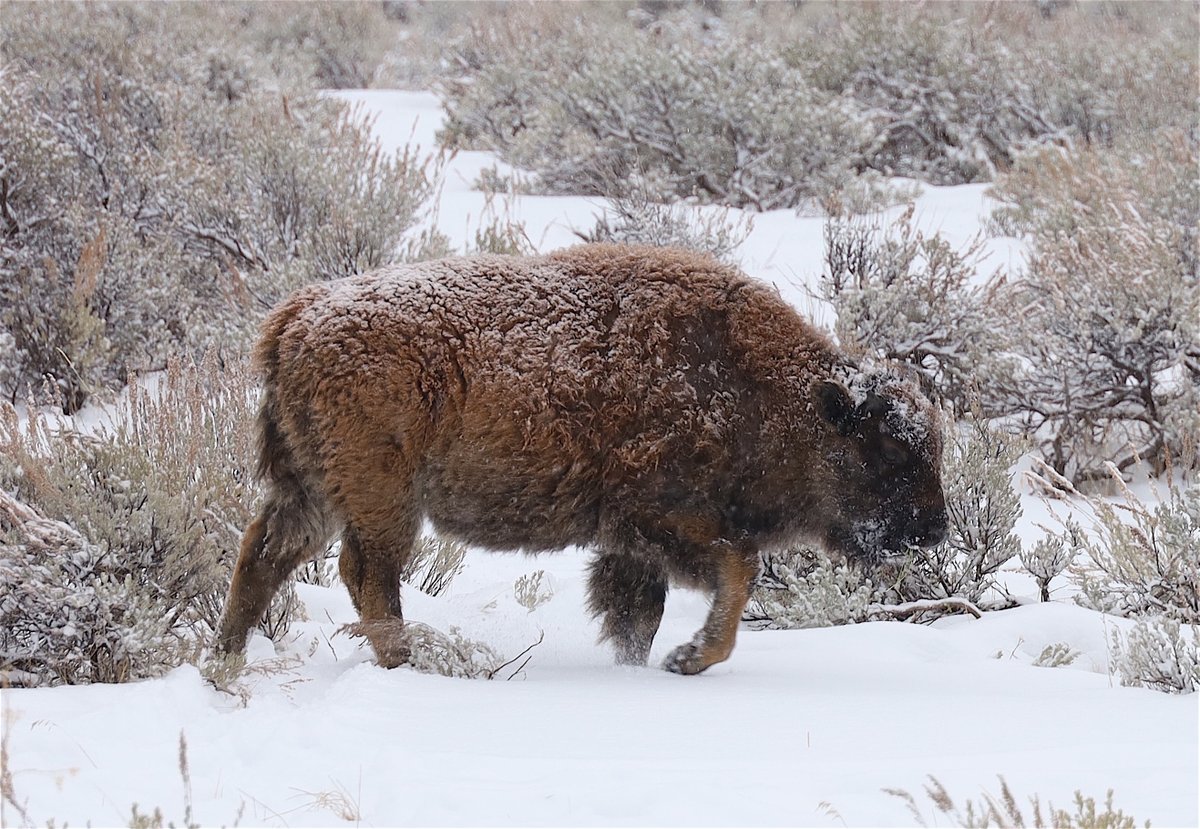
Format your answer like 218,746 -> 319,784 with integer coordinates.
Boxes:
2,91 -> 1196,828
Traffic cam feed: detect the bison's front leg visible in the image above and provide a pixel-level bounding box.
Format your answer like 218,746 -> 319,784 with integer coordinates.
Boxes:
663,544 -> 760,675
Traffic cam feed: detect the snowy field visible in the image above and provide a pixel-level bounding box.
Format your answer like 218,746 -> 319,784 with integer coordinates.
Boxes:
2,92 -> 1196,828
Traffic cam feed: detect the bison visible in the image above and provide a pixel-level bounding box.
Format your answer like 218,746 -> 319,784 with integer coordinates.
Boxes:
216,243 -> 947,674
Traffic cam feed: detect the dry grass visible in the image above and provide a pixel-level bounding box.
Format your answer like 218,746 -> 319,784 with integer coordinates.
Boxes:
884,775 -> 1147,829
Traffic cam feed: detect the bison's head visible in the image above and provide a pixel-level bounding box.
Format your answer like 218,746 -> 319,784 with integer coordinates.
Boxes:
811,367 -> 947,566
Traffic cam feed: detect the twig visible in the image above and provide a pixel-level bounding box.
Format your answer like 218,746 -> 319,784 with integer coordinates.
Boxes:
487,630 -> 545,681
1,707 -> 32,829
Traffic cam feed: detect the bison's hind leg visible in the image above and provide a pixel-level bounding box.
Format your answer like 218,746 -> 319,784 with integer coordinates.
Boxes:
587,552 -> 667,666
216,485 -> 335,657
338,511 -> 419,668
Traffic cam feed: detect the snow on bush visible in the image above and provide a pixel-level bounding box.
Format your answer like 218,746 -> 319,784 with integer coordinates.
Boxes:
821,207 -> 997,412
439,12 -> 871,210
0,488 -> 187,687
438,3 -> 1195,209
1071,480 -> 1200,626
1111,617 -> 1199,696
743,547 -> 876,631
1020,522 -> 1085,604
1031,476 -> 1200,694
339,619 -> 501,680
0,356 -> 293,685
579,183 -> 754,265
0,5 -> 439,412
798,7 -> 1065,185
894,417 -> 1024,606
824,140 -> 1198,488
987,141 -> 1199,485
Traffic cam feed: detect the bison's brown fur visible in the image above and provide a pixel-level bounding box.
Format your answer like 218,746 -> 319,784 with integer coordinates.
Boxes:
217,243 -> 946,674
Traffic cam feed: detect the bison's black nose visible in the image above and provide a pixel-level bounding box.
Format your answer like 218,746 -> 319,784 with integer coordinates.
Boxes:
914,508 -> 948,548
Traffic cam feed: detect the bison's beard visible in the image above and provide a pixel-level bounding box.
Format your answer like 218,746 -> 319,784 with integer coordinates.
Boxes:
822,519 -> 917,568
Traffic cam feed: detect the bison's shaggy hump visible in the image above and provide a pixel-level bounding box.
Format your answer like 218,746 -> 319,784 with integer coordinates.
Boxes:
218,243 -> 947,675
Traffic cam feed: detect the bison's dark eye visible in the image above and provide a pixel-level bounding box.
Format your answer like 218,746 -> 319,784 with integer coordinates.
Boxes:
881,441 -> 909,467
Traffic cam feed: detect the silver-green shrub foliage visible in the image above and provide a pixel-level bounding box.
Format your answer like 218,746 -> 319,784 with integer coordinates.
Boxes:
0,356 -> 296,686
825,142 -> 1198,488
1073,483 -> 1200,625
0,4 -> 437,412
987,140 -> 1199,485
1058,480 -> 1200,694
440,14 -> 870,209
580,185 -> 754,266
0,487 -> 185,686
440,3 -> 1196,207
893,417 -> 1024,605
1111,617 -> 1199,695
821,208 -> 997,413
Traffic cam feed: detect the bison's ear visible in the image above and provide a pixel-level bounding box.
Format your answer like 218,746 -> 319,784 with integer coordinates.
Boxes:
814,380 -> 856,437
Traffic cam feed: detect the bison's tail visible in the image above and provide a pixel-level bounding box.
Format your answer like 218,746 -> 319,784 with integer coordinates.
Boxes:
253,299 -> 297,484
251,292 -> 334,537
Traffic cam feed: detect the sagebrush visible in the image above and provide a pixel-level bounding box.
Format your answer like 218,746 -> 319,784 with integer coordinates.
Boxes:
0,356 -> 295,685
440,2 -> 1196,208
0,4 -> 440,412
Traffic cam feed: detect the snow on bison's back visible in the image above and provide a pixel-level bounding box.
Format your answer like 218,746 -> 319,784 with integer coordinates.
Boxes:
217,243 -> 947,674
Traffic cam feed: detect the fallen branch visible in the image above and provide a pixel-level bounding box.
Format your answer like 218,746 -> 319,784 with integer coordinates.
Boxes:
869,597 -> 983,623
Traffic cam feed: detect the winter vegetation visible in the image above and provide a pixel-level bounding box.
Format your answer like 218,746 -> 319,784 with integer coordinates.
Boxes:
1,1 -> 1197,826
439,2 -> 1196,206
0,3 -> 441,412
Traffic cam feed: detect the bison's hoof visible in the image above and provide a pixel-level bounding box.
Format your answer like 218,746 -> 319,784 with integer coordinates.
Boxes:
663,642 -> 707,675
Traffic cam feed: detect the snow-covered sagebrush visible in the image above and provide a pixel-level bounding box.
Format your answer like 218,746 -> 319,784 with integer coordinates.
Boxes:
0,6 -> 439,412
1111,617 -> 1200,695
439,3 -> 1195,211
0,357 -> 295,686
986,140 -> 1199,485
580,184 -> 753,265
0,488 -> 186,686
821,207 -> 996,412
890,417 -> 1024,606
1072,481 -> 1200,625
440,14 -> 871,209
